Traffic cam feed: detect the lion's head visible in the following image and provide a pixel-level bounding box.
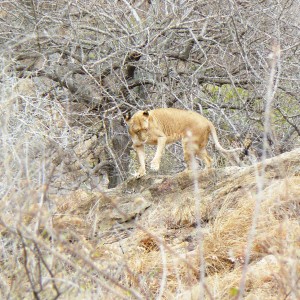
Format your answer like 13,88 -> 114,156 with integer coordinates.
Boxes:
125,110 -> 150,143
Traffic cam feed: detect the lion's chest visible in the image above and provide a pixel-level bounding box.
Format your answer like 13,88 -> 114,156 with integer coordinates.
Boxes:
145,134 -> 159,145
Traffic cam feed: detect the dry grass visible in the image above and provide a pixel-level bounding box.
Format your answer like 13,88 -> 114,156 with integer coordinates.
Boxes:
115,162 -> 300,299
1,147 -> 300,299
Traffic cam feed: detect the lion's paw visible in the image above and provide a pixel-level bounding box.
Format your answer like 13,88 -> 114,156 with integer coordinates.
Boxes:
135,168 -> 146,178
150,160 -> 160,171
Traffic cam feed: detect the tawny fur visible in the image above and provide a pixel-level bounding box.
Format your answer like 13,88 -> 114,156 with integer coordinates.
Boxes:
125,108 -> 242,177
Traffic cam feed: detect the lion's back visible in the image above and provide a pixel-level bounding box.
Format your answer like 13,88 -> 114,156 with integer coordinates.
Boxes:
151,108 -> 210,135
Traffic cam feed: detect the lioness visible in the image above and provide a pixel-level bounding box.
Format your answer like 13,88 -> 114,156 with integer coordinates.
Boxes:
125,108 -> 242,177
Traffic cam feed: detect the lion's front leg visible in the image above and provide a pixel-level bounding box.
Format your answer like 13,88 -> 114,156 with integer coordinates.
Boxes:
151,136 -> 167,171
133,144 -> 146,177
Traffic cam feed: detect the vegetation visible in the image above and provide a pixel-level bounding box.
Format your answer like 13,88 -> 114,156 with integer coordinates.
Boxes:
0,0 -> 299,299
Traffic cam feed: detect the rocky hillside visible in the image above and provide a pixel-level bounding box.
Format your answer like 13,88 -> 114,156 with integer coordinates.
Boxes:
1,148 -> 299,299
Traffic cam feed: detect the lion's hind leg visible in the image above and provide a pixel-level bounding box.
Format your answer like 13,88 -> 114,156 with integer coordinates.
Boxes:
182,137 -> 200,171
197,148 -> 212,169
182,134 -> 212,170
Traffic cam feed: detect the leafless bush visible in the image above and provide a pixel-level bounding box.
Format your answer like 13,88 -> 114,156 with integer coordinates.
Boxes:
1,0 -> 299,185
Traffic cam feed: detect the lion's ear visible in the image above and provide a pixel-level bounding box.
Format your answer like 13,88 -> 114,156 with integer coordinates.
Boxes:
143,111 -> 149,117
124,111 -> 131,122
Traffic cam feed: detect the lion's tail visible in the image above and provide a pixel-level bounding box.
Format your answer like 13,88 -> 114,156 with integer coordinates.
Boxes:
209,122 -> 243,153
